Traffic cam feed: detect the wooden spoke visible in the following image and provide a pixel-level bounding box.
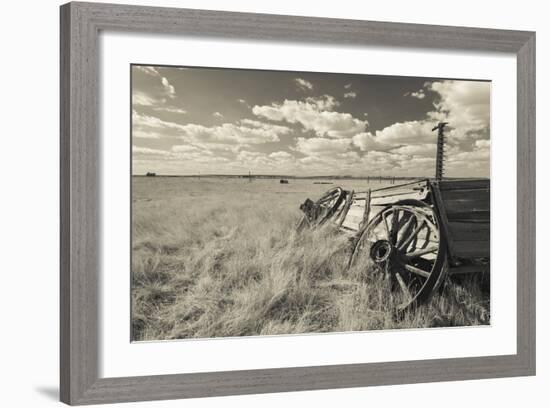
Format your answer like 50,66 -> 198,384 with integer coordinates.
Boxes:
396,215 -> 416,249
398,220 -> 425,251
389,209 -> 400,244
405,246 -> 438,259
394,271 -> 412,303
382,212 -> 390,239
403,263 -> 431,279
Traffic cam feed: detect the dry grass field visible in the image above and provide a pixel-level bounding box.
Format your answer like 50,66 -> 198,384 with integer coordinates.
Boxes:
131,176 -> 490,341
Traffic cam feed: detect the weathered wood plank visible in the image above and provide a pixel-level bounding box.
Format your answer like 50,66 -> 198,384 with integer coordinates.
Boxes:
370,191 -> 428,206
438,179 -> 490,191
447,221 -> 490,241
442,197 -> 490,214
347,206 -> 365,217
452,240 -> 490,258
363,189 -> 372,226
345,214 -> 364,223
446,210 -> 490,222
341,220 -> 361,231
337,190 -> 355,228
440,189 -> 490,201
448,264 -> 490,275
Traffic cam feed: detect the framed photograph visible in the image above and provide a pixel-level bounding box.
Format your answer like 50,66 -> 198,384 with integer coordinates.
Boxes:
60,2 -> 536,405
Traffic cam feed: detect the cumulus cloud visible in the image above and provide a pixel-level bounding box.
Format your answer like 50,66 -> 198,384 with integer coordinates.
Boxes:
133,110 -> 186,133
374,121 -> 437,145
409,89 -> 426,99
181,142 -> 241,153
132,110 -> 185,138
253,95 -> 367,138
269,151 -> 293,160
213,112 -> 224,118
344,91 -> 357,99
153,106 -> 187,114
390,143 -> 437,157
134,65 -> 176,99
132,146 -> 171,156
133,110 -> 290,145
295,78 -> 314,91
344,83 -> 352,89
294,137 -> 351,156
351,132 -> 391,152
428,80 -> 490,135
171,145 -> 206,154
161,77 -> 176,98
475,139 -> 490,149
132,91 -> 158,107
177,120 -> 291,145
135,66 -> 160,76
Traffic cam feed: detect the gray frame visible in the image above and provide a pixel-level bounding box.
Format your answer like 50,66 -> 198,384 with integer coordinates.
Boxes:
60,1 -> 536,405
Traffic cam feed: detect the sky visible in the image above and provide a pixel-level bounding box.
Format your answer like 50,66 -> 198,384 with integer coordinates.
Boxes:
132,65 -> 490,177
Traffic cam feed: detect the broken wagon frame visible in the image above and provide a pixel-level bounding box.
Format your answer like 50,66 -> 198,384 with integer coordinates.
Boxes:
298,177 -> 490,310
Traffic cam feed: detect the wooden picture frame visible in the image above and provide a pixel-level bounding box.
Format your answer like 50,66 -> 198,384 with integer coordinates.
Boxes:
60,2 -> 536,405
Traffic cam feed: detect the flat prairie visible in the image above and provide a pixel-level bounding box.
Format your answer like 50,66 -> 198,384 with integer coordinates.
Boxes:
131,176 -> 489,341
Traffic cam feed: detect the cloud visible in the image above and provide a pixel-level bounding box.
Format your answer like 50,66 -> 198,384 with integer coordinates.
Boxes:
132,109 -> 290,145
135,66 -> 160,76
253,95 -> 367,138
178,120 -> 291,145
171,145 -> 205,154
132,110 -> 184,138
133,146 -> 171,156
133,129 -> 164,139
134,65 -> 176,99
294,137 -> 351,156
475,139 -> 490,149
344,91 -> 357,99
305,95 -> 340,110
152,106 -> 187,114
175,142 -> 240,153
344,83 -> 352,89
408,89 -> 426,99
428,80 -> 490,135
390,143 -> 437,157
269,151 -> 293,160
133,110 -> 186,132
213,112 -> 224,118
295,78 -> 313,91
132,91 -> 158,107
161,77 -> 176,98
374,121 -> 437,145
236,98 -> 251,109
351,132 -> 391,152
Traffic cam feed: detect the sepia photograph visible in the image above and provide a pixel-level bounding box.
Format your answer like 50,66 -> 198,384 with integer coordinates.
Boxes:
131,65 -> 490,342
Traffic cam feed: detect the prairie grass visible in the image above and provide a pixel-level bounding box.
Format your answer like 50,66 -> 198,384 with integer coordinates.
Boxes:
131,177 -> 490,341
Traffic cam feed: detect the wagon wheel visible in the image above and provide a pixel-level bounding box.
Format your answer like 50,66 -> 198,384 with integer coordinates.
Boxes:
297,187 -> 346,231
348,200 -> 448,311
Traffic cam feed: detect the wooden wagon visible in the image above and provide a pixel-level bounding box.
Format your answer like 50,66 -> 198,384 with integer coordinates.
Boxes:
298,178 -> 490,310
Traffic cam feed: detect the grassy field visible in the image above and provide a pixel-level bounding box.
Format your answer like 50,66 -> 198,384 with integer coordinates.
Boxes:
131,176 -> 490,341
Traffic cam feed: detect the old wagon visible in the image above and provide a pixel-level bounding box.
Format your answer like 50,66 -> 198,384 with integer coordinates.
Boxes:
297,123 -> 490,310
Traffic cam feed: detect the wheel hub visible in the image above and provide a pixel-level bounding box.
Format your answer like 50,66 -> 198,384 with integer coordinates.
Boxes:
370,240 -> 393,263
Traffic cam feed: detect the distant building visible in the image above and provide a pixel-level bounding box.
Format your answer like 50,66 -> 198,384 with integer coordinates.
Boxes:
280,179 -> 289,184
146,172 -> 156,177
